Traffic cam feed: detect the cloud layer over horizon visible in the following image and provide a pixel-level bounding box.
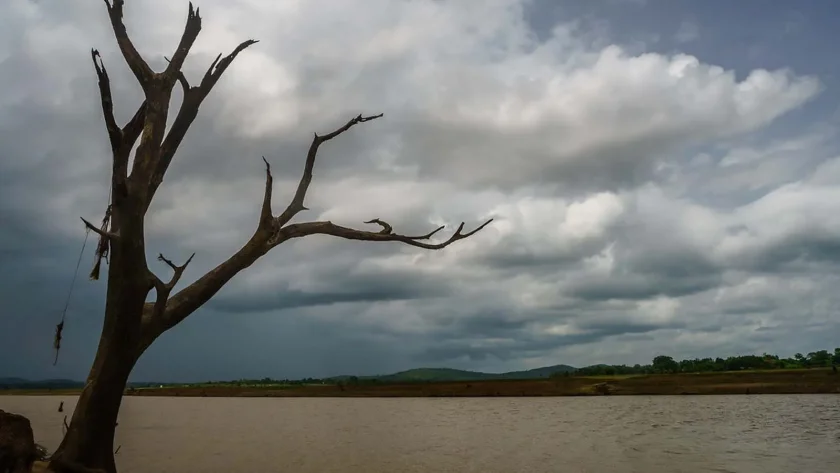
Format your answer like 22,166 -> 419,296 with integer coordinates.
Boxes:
2,0 -> 839,382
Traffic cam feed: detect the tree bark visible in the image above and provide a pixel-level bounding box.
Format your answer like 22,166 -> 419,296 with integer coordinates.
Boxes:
50,348 -> 134,473
50,204 -> 150,473
49,303 -> 143,473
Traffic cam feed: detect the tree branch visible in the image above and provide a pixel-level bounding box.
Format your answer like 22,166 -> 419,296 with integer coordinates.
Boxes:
163,2 -> 202,83
143,235 -> 270,344
260,157 -> 274,227
122,102 -> 148,141
156,252 -> 195,290
90,49 -> 120,151
134,112 -> 489,351
80,217 -> 119,240
112,101 -> 147,197
146,38 -> 259,206
277,219 -> 493,250
163,56 -> 191,93
275,113 -> 384,227
103,0 -> 154,89
91,48 -> 147,194
364,218 -> 393,234
147,252 -> 195,328
197,40 -> 259,94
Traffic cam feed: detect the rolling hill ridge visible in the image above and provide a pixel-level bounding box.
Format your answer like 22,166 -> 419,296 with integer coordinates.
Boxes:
330,364 -> 577,382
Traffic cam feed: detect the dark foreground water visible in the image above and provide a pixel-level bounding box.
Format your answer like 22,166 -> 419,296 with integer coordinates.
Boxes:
2,395 -> 839,472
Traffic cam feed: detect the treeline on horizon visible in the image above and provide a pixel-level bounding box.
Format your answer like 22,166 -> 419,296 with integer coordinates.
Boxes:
567,348 -> 840,377
205,348 -> 840,386
5,349 -> 838,391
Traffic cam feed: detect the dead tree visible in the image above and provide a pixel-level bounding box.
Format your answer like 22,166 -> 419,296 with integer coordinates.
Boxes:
49,2 -> 491,472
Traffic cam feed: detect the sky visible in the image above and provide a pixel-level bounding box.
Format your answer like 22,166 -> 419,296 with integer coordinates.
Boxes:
1,0 -> 839,382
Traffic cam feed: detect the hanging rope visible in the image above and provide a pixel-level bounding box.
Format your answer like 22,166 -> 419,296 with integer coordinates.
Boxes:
55,186 -> 113,365
54,226 -> 91,366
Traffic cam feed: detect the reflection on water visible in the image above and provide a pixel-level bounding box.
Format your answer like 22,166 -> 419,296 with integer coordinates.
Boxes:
3,394 -> 839,472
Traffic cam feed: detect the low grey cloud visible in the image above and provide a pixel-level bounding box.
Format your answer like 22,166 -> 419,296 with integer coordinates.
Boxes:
2,0 -> 840,382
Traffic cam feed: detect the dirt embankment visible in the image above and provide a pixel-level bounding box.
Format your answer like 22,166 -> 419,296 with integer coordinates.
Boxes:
125,369 -> 840,398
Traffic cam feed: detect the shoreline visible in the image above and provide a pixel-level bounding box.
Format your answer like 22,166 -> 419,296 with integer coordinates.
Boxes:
6,369 -> 839,398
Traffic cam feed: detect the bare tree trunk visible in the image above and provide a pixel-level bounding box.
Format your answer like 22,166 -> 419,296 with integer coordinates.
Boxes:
51,345 -> 135,473
51,225 -> 150,473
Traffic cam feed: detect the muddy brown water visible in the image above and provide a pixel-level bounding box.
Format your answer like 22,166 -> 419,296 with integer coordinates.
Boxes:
2,394 -> 839,472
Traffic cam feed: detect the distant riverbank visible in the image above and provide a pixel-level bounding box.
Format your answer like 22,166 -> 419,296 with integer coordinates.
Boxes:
9,368 -> 837,398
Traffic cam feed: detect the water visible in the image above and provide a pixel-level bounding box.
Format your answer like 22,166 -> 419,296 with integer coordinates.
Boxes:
2,395 -> 839,472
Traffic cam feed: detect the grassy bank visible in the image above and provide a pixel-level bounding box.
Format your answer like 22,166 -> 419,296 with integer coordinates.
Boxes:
4,369 -> 838,398
129,368 -> 840,397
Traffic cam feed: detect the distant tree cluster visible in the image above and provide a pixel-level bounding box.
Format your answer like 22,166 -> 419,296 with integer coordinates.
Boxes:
193,349 -> 840,386
564,348 -> 840,377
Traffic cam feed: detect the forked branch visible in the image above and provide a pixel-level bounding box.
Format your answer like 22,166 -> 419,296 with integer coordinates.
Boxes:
149,252 -> 195,322
142,113 -> 489,347
163,56 -> 191,92
156,252 -> 195,291
90,50 -> 148,152
279,219 -> 494,250
148,38 -> 259,203
91,48 -> 148,194
274,113 -> 384,227
197,39 -> 259,94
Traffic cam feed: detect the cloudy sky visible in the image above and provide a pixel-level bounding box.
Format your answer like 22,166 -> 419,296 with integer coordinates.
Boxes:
2,0 -> 839,382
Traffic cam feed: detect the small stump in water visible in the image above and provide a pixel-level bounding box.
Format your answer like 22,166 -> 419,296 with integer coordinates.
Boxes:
0,409 -> 37,473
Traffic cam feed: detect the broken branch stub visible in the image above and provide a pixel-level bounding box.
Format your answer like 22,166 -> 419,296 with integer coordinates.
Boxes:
364,219 -> 394,235
103,0 -> 154,89
163,2 -> 202,82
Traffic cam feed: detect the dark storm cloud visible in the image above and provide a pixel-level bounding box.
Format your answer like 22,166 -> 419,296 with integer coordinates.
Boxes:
736,230 -> 840,274
416,320 -> 669,364
565,259 -> 722,302
208,267 -> 452,313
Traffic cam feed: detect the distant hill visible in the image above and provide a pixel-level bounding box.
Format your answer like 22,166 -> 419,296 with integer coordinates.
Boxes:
2,365 -> 578,389
332,364 -> 577,383
0,378 -> 84,390
0,378 -> 166,390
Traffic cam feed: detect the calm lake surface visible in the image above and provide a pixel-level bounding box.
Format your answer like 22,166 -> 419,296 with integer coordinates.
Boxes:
2,395 -> 839,472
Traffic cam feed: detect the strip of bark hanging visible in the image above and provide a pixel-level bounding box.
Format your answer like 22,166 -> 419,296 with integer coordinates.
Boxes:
87,206 -> 113,280
53,321 -> 64,366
